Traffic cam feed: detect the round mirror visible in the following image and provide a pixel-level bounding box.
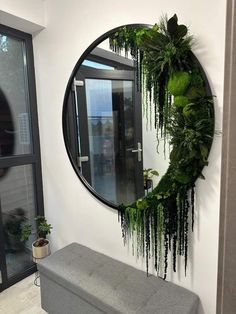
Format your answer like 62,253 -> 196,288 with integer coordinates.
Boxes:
63,24 -> 210,209
63,18 -> 214,279
63,24 -> 169,208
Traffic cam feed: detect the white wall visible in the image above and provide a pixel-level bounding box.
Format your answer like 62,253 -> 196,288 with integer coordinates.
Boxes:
32,1 -> 226,313
142,119 -> 170,186
0,0 -> 45,34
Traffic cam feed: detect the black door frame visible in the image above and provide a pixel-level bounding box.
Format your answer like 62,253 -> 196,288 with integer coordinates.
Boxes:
0,201 -> 7,291
71,50 -> 144,206
0,24 -> 44,291
76,65 -> 137,184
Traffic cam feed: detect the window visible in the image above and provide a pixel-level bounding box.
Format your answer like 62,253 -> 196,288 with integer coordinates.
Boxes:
0,24 -> 44,291
82,59 -> 115,70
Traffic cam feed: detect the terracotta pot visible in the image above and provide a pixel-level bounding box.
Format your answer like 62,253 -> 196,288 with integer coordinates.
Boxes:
32,238 -> 50,259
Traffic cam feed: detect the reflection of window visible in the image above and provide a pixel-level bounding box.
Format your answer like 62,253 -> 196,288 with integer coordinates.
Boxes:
82,60 -> 114,70
19,113 -> 30,145
0,35 -> 8,52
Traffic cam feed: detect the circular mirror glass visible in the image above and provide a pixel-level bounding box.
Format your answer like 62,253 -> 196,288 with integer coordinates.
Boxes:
63,25 -> 171,208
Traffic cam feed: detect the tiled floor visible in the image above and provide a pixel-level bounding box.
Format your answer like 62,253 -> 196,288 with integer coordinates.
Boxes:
0,275 -> 46,314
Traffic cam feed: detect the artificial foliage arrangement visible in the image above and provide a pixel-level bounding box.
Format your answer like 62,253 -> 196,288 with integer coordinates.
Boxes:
109,14 -> 214,279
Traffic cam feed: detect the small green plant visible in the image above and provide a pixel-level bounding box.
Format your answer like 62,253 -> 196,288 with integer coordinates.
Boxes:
21,224 -> 32,242
21,216 -> 52,243
143,168 -> 159,190
143,168 -> 159,181
4,208 -> 26,251
35,216 -> 53,238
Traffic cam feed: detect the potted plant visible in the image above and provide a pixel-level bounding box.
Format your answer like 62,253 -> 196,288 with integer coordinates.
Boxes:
143,168 -> 159,190
3,208 -> 26,252
21,216 -> 52,259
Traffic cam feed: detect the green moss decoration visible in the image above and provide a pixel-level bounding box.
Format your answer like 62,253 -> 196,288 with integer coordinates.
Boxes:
174,95 -> 189,108
110,14 -> 214,279
190,72 -> 204,87
185,86 -> 206,100
167,71 -> 191,96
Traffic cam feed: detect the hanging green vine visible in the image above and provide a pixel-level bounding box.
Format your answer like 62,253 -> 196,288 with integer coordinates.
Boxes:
110,14 -> 214,279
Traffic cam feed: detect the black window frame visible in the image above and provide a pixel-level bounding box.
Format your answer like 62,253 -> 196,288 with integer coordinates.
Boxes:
0,24 -> 44,292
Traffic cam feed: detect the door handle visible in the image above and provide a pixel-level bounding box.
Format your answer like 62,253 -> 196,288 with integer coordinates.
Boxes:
77,156 -> 89,168
130,142 -> 142,162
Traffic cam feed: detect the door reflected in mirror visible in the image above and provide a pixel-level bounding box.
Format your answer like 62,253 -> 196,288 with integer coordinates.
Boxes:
64,25 -> 169,207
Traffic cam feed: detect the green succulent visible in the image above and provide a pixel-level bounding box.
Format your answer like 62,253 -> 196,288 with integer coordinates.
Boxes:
167,71 -> 191,96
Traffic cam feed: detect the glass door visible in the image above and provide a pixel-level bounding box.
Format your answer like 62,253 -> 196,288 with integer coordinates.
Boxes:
0,25 -> 44,291
73,64 -> 143,206
84,78 -> 140,204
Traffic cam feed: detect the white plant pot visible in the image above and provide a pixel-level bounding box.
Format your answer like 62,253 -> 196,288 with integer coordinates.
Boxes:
32,238 -> 50,259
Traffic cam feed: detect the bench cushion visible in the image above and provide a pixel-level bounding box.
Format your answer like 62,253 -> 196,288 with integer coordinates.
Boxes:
38,243 -> 199,314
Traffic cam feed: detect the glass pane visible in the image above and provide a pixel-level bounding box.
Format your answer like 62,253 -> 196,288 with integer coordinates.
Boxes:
0,165 -> 36,278
82,60 -> 114,70
0,34 -> 32,156
121,81 -> 136,202
85,79 -> 136,205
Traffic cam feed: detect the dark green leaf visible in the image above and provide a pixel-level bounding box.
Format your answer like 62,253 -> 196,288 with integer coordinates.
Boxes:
175,172 -> 191,184
167,14 -> 178,35
177,25 -> 188,38
150,170 -> 159,176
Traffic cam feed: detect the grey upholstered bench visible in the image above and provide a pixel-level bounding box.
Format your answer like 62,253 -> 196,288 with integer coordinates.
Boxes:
38,243 -> 199,314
